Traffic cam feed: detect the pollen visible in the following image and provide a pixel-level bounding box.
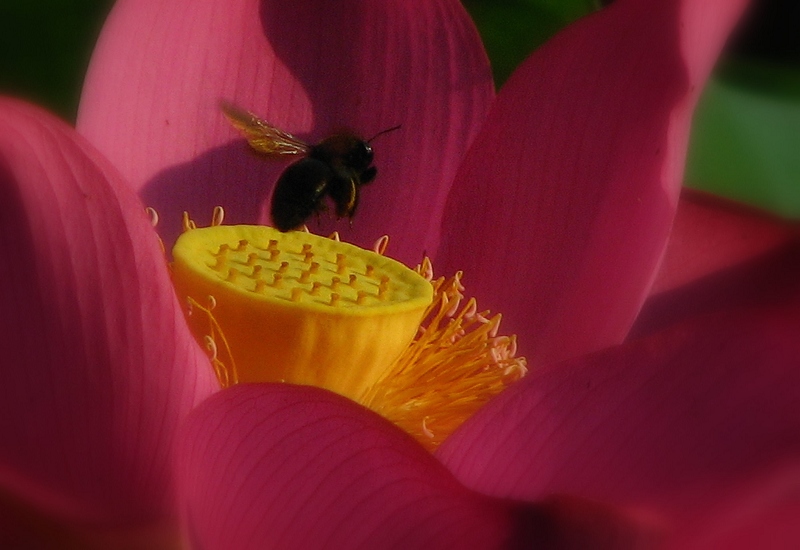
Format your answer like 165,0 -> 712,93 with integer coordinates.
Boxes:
171,223 -> 433,401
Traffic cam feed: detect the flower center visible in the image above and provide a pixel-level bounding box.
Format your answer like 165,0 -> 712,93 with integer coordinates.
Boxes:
169,211 -> 526,450
171,223 -> 433,402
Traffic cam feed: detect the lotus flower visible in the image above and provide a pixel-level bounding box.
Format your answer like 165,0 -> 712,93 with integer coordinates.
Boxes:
2,0 -> 799,547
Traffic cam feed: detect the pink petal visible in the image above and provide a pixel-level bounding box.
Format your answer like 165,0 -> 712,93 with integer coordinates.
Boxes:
0,99 -> 218,533
435,0 -> 748,367
650,190 -> 796,295
668,463 -> 800,549
437,301 -> 800,546
631,191 -> 800,338
77,0 -> 494,264
178,384 -> 657,549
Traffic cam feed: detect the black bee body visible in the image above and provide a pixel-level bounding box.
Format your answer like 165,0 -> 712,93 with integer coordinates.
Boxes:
270,136 -> 376,231
222,102 -> 393,232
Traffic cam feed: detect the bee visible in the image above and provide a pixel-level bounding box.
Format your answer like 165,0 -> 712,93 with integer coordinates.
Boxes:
221,101 -> 400,232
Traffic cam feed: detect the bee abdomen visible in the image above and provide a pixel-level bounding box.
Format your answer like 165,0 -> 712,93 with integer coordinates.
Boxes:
271,159 -> 332,231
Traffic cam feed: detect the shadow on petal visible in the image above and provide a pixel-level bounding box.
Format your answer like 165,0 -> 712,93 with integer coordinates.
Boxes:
141,141 -> 280,248
631,240 -> 800,339
79,0 -> 494,266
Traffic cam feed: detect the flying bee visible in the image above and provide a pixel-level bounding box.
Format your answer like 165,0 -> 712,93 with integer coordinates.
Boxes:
221,101 -> 400,232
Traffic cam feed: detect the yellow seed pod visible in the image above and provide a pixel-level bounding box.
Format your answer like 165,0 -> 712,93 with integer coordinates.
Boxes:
172,225 -> 433,402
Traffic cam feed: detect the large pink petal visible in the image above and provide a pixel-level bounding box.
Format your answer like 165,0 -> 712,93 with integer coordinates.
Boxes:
435,0 -> 748,367
77,0 -> 494,264
0,99 -> 218,541
437,301 -> 800,547
178,384 -> 657,549
631,190 -> 800,338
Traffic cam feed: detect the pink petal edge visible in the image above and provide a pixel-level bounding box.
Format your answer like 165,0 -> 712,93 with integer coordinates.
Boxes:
435,0 -> 749,367
77,0 -> 494,264
0,99 -> 218,537
178,384 -> 658,549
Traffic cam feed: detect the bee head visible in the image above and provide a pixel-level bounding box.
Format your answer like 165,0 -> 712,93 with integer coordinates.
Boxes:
346,141 -> 374,171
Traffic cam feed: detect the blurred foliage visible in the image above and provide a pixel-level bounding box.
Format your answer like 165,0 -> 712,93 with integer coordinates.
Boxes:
688,0 -> 800,219
0,0 -> 114,121
0,0 -> 798,219
462,0 -> 599,86
687,61 -> 800,218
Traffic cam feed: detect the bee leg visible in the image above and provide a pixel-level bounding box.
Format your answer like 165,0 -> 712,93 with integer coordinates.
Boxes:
328,175 -> 359,220
312,204 -> 328,226
359,166 -> 377,185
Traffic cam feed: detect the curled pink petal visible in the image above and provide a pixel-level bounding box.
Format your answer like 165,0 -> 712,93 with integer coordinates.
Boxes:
0,99 -> 218,533
631,191 -> 800,338
178,384 -> 657,549
438,301 -> 800,547
651,190 -> 797,295
632,241 -> 800,339
78,0 -> 494,263
435,0 -> 748,367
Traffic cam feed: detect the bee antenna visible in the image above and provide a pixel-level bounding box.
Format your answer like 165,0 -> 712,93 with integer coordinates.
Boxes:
367,124 -> 402,143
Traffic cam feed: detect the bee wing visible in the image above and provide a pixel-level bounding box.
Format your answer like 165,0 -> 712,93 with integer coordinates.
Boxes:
221,101 -> 310,156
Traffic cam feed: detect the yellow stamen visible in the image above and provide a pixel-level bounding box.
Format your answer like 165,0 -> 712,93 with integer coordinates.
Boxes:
145,206 -> 170,260
146,206 -> 159,228
211,205 -> 225,227
181,211 -> 197,232
362,268 -> 527,451
186,295 -> 237,387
